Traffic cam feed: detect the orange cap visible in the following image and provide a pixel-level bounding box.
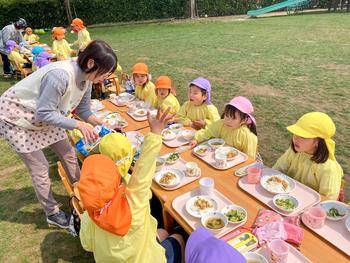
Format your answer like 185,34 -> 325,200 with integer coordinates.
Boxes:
52,27 -> 66,39
155,75 -> 176,95
77,154 -> 131,236
132,63 -> 149,75
25,27 -> 32,34
71,18 -> 85,29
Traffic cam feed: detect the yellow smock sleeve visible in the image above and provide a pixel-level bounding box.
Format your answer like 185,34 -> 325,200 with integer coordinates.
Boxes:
176,102 -> 192,126
144,82 -> 157,107
239,128 -> 258,159
273,147 -> 294,173
195,120 -> 220,142
79,212 -> 94,252
9,51 -> 27,64
205,104 -> 220,125
159,95 -> 180,114
316,161 -> 343,200
127,133 -> 162,213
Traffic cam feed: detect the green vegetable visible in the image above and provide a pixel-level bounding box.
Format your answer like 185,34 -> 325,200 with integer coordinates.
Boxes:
327,207 -> 345,218
166,153 -> 179,162
225,209 -> 245,222
276,198 -> 296,210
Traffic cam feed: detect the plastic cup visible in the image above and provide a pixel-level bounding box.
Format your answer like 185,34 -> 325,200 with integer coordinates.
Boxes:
247,167 -> 262,184
302,206 -> 326,229
267,239 -> 289,263
199,177 -> 214,195
215,153 -> 227,168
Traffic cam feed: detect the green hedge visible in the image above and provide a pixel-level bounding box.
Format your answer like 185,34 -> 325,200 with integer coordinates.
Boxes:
0,0 -> 330,29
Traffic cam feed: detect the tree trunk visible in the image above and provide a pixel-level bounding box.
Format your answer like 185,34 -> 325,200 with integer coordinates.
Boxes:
190,0 -> 196,18
64,0 -> 73,26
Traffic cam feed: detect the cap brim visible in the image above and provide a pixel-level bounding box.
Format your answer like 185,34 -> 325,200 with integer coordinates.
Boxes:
287,124 -> 316,138
185,228 -> 213,261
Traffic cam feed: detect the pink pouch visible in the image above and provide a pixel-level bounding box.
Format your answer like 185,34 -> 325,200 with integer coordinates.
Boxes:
284,222 -> 304,245
253,209 -> 284,228
253,221 -> 287,246
283,215 -> 301,226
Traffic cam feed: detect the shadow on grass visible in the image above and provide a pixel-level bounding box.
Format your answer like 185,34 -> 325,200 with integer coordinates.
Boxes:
0,186 -> 72,229
41,231 -> 94,263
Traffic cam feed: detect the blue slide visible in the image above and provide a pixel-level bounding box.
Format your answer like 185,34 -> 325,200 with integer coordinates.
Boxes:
247,0 -> 310,17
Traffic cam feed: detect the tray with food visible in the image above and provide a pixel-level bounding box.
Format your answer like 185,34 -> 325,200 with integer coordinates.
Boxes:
192,139 -> 248,170
172,188 -> 247,238
238,168 -> 321,216
162,127 -> 195,148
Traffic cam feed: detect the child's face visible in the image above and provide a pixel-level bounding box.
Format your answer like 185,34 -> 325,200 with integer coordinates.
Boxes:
224,111 -> 245,129
157,88 -> 170,99
188,85 -> 207,106
133,73 -> 148,86
292,135 -> 318,154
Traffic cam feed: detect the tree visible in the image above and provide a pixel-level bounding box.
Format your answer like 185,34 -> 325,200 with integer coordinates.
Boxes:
64,0 -> 73,26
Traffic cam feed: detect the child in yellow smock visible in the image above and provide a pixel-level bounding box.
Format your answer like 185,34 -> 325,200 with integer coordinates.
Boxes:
23,27 -> 39,43
132,62 -> 157,107
191,96 -> 258,159
176,77 -> 220,130
273,112 -> 343,200
78,110 -> 184,263
51,27 -> 74,60
6,40 -> 32,68
70,18 -> 91,52
154,75 -> 180,114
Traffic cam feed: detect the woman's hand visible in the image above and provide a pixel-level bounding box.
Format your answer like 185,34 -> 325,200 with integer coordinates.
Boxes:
147,107 -> 175,135
76,121 -> 99,144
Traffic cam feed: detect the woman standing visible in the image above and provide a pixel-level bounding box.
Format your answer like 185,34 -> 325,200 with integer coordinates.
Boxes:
0,40 -> 118,228
0,18 -> 27,77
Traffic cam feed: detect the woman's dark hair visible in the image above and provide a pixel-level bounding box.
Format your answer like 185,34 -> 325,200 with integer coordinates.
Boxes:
78,40 -> 118,76
291,138 -> 329,163
222,104 -> 257,135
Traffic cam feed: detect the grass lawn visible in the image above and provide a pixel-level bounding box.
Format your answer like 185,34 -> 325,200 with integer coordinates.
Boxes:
0,12 -> 349,262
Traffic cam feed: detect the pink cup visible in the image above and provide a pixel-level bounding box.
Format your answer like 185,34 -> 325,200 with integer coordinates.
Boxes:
302,206 -> 326,229
267,239 -> 289,263
247,167 -> 262,184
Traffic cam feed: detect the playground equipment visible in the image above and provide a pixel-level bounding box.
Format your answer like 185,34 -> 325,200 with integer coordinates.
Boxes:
247,0 -> 310,17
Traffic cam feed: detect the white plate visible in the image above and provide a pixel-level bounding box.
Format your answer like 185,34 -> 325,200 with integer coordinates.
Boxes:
193,145 -> 211,157
162,152 -> 180,164
273,193 -> 299,213
134,109 -> 148,117
103,113 -> 128,128
117,92 -> 135,103
90,99 -> 104,111
320,200 -> 348,221
221,204 -> 247,224
162,129 -> 176,141
179,130 -> 195,141
154,169 -> 184,188
215,146 -> 238,161
260,174 -> 295,194
169,123 -> 184,130
185,195 -> 218,218
346,216 -> 350,232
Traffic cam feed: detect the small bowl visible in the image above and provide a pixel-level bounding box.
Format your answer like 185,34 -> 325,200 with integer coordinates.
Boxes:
208,138 -> 225,150
163,152 -> 180,164
244,252 -> 269,263
169,123 -> 184,131
134,109 -> 147,117
162,129 -> 176,141
193,145 -> 211,157
180,130 -> 195,141
221,204 -> 247,224
273,194 -> 299,213
320,201 -> 348,221
155,157 -> 165,172
201,211 -> 228,232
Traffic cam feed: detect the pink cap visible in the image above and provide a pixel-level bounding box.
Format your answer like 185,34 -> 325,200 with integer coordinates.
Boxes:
227,96 -> 256,125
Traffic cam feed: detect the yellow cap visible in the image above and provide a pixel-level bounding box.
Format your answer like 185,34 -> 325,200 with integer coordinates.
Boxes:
287,112 -> 336,160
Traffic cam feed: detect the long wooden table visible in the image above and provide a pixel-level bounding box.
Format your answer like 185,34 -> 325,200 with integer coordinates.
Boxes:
103,101 -> 349,263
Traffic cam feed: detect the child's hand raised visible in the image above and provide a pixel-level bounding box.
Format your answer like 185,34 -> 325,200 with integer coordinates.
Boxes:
147,107 -> 175,135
